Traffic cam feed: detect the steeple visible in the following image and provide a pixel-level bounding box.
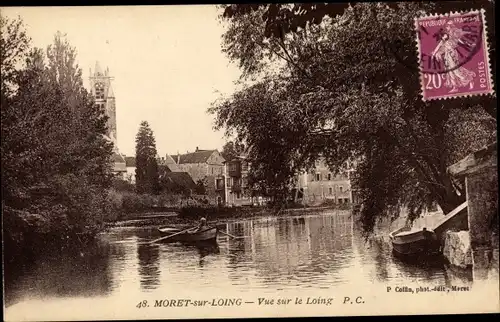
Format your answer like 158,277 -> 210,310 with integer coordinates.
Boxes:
107,84 -> 115,98
94,61 -> 103,76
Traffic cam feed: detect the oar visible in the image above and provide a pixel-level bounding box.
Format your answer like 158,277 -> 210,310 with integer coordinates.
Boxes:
149,227 -> 193,244
219,230 -> 249,239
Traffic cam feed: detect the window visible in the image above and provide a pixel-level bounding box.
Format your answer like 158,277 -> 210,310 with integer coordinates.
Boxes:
338,198 -> 343,204
227,178 -> 232,187
329,187 -> 333,195
316,173 -> 321,181
211,167 -> 214,175
339,186 -> 343,193
95,82 -> 105,100
327,173 -> 332,181
236,192 -> 241,199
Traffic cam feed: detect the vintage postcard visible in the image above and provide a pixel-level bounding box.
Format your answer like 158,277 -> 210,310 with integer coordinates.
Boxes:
1,2 -> 498,321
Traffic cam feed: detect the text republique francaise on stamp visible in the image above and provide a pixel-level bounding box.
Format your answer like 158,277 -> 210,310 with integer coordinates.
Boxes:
415,9 -> 494,101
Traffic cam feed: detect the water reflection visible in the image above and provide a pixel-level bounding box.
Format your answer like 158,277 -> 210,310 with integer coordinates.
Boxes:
4,239 -> 113,307
220,213 -> 354,289
4,210 -> 477,309
137,243 -> 161,291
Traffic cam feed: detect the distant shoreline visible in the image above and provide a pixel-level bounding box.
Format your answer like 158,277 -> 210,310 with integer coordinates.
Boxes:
105,205 -> 353,229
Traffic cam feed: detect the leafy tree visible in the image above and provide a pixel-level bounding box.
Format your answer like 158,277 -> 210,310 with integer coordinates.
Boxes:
212,1 -> 496,233
135,121 -> 160,194
2,17 -> 114,243
221,140 -> 246,161
194,179 -> 207,195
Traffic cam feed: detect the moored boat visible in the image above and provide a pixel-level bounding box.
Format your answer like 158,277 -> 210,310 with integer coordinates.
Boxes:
158,226 -> 218,243
389,201 -> 468,258
389,226 -> 440,257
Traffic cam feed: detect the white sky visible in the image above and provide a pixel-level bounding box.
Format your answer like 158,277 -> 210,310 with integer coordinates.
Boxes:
2,5 -> 242,157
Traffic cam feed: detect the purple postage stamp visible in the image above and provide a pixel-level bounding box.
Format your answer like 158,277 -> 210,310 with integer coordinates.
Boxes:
415,9 -> 494,101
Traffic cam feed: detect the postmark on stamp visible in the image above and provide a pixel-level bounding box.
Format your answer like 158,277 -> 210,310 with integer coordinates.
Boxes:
415,9 -> 495,101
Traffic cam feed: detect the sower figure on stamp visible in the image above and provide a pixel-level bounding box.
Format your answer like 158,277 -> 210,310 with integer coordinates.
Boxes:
431,20 -> 477,93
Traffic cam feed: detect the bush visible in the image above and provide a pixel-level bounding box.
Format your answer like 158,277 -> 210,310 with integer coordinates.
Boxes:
119,192 -> 187,213
111,178 -> 135,192
46,174 -> 114,232
157,193 -> 184,208
121,192 -> 153,213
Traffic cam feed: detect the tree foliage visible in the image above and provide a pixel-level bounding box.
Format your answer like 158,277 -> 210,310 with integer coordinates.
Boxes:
135,121 -> 160,194
194,179 -> 207,195
213,1 -> 497,233
221,140 -> 246,161
1,17 -> 114,240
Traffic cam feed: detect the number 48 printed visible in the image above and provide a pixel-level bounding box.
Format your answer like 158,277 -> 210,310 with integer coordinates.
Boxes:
137,300 -> 149,308
424,73 -> 444,90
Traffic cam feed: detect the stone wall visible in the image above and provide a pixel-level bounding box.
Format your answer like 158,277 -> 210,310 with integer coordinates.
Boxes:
443,230 -> 473,268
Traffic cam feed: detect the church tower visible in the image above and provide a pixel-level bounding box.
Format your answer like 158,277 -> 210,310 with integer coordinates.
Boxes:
89,61 -> 118,151
89,61 -> 126,175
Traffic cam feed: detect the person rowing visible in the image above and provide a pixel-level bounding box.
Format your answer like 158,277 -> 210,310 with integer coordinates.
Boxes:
190,217 -> 208,233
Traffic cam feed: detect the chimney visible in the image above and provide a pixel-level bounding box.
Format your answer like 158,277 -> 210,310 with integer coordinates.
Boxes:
196,146 -> 199,152
177,152 -> 180,164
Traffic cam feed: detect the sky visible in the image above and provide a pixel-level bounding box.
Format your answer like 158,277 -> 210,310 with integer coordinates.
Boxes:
2,5 -> 242,157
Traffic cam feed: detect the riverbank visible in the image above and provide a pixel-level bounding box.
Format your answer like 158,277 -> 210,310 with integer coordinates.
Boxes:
105,204 -> 352,229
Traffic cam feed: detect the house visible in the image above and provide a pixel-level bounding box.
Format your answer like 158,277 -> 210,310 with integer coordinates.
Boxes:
224,156 -> 253,206
171,147 -> 225,181
170,147 -> 226,204
295,158 -> 354,205
112,153 -> 127,178
158,171 -> 197,195
124,156 -> 136,183
161,154 -> 181,172
124,155 -> 197,194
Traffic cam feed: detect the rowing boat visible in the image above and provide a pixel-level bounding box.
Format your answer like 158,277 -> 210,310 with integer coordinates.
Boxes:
389,201 -> 468,258
389,226 -> 440,257
158,226 -> 218,243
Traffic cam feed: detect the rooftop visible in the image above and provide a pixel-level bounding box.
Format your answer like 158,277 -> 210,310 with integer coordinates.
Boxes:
170,149 -> 219,164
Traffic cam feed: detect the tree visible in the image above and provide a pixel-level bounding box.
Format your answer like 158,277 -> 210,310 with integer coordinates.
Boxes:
212,2 -> 496,233
221,140 -> 246,161
194,179 -> 207,195
2,17 -> 114,241
135,121 -> 160,194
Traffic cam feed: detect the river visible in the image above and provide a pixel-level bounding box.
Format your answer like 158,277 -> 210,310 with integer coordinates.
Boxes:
4,210 -> 481,319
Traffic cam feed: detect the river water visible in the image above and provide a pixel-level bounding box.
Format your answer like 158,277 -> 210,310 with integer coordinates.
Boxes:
5,210 -> 483,319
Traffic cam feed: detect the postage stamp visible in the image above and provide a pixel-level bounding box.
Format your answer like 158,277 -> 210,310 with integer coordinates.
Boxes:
415,9 -> 495,101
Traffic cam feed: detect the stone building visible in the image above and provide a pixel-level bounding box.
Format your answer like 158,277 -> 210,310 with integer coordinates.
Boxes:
170,148 -> 226,204
224,156 -> 256,206
447,142 -> 498,282
124,156 -> 136,184
89,61 -> 126,177
124,155 -> 183,182
295,158 -> 354,205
